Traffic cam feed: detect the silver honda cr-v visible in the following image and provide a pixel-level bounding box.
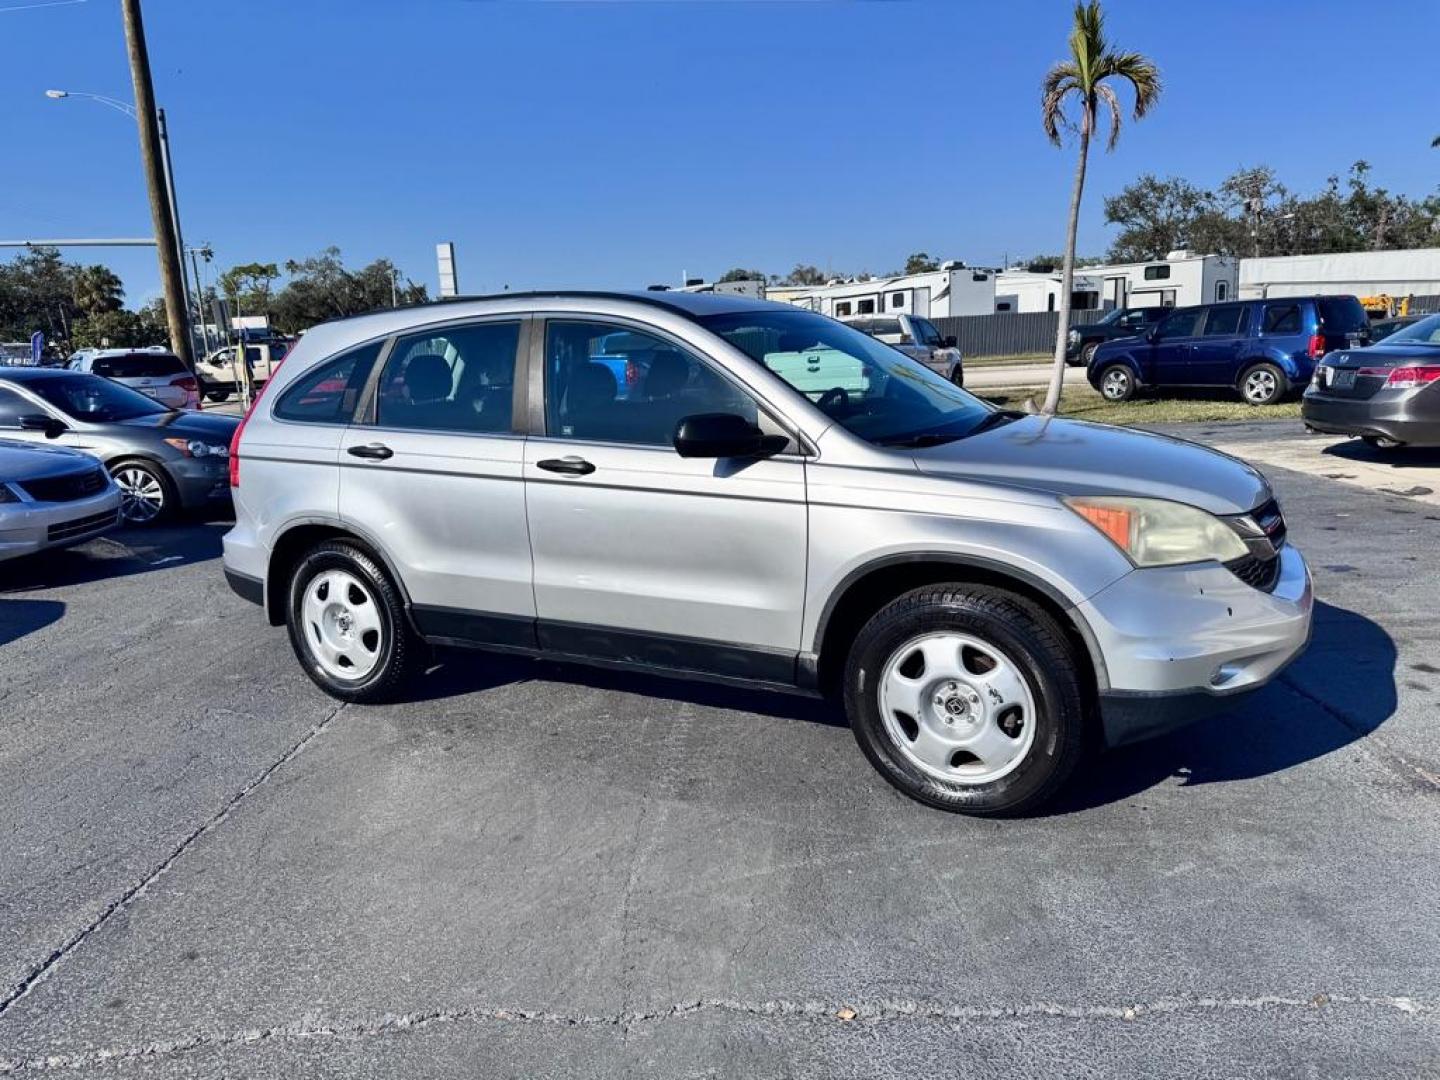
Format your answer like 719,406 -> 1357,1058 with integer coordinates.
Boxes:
223,291 -> 1312,815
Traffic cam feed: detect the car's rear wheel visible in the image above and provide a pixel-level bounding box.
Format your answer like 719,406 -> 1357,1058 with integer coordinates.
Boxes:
949,367 -> 965,388
109,459 -> 175,525
1098,364 -> 1135,402
206,389 -> 231,403
844,584 -> 1087,816
1239,363 -> 1287,406
286,541 -> 419,703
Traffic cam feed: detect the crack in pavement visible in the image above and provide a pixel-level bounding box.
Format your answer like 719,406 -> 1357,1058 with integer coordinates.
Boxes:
0,993 -> 1431,1073
1278,673 -> 1440,793
0,703 -> 349,1020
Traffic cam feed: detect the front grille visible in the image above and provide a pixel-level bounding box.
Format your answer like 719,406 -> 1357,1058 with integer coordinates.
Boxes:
1223,497 -> 1287,593
1225,552 -> 1282,592
20,467 -> 107,504
47,509 -> 119,543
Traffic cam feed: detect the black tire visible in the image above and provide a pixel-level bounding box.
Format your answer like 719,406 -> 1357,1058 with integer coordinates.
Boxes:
285,541 -> 420,703
1070,341 -> 1099,368
949,367 -> 965,388
1097,363 -> 1136,402
843,584 -> 1088,816
206,389 -> 231,403
1238,362 -> 1287,406
108,458 -> 177,526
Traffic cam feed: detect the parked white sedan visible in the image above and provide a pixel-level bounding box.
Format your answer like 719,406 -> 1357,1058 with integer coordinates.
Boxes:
0,438 -> 122,561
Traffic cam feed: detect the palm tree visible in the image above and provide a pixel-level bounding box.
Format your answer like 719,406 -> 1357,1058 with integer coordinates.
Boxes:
1039,1 -> 1160,415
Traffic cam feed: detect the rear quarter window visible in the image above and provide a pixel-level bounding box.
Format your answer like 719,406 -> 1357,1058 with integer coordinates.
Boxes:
1317,297 -> 1369,334
272,341 -> 382,424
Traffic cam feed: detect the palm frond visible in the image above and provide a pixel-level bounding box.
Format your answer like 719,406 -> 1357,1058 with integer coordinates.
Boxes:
1103,50 -> 1162,118
1433,134 -> 1440,148
1094,82 -> 1122,151
1041,61 -> 1081,146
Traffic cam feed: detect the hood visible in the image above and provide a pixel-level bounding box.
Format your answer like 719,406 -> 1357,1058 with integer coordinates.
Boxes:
0,438 -> 97,482
911,416 -> 1269,515
115,410 -> 240,439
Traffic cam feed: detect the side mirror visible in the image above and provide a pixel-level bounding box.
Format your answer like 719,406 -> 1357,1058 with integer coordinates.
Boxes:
19,415 -> 67,439
673,413 -> 787,459
942,335 -> 958,348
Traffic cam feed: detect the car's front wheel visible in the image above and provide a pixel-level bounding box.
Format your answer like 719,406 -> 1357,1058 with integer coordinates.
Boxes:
844,584 -> 1087,816
1097,364 -> 1136,402
109,459 -> 175,525
1072,341 -> 1099,367
286,541 -> 420,703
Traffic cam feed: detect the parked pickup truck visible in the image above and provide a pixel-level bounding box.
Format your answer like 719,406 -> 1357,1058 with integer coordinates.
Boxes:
1065,307 -> 1171,366
844,314 -> 964,385
195,341 -> 290,402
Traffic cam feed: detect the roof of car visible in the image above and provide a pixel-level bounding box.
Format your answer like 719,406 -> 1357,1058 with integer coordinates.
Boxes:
0,366 -> 84,383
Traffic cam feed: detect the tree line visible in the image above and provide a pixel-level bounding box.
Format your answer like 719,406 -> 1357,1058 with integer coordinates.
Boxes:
0,246 -> 428,354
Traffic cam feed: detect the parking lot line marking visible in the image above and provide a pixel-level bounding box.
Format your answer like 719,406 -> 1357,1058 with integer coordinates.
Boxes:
0,702 -> 349,1021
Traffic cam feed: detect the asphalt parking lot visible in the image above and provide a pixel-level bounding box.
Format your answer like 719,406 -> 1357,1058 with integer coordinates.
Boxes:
0,422 -> 1437,1078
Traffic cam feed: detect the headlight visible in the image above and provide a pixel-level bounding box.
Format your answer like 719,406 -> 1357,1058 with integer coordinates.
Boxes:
1065,496 -> 1248,567
0,482 -> 18,504
163,438 -> 229,458
1067,329 -> 1080,344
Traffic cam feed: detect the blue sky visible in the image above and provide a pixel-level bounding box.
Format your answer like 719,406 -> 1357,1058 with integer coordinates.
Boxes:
3,0 -> 1438,305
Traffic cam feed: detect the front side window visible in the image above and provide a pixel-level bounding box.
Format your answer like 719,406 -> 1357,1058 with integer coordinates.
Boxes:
26,374 -> 170,421
375,321 -> 519,434
700,309 -> 996,447
1262,304 -> 1301,335
273,341 -> 382,424
1156,309 -> 1202,339
545,321 -> 758,448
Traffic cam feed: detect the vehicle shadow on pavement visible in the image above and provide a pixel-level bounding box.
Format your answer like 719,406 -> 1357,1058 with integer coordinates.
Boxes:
1321,440 -> 1440,471
1057,600 -> 1396,813
0,520 -> 227,596
0,598 -> 64,646
412,650 -> 845,727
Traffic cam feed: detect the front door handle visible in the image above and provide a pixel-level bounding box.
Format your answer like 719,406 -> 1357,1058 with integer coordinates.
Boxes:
537,456 -> 595,476
347,443 -> 393,461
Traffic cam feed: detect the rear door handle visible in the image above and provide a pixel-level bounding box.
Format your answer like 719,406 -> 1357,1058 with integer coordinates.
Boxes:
537,456 -> 595,476
347,443 -> 393,461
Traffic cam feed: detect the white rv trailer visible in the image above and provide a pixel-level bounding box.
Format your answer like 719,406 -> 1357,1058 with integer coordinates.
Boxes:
767,263 -> 997,319
1079,251 -> 1238,310
993,270 -> 1103,313
1239,248 -> 1440,301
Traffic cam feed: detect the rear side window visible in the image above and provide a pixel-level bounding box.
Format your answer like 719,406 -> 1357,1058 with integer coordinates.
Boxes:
1262,304 -> 1301,335
375,321 -> 520,434
1317,296 -> 1369,334
93,353 -> 185,378
0,386 -> 30,427
273,341 -> 382,424
1201,306 -> 1247,337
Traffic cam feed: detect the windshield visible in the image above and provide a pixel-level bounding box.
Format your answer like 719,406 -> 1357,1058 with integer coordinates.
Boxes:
27,373 -> 172,422
699,309 -> 999,446
1097,308 -> 1124,325
1380,313 -> 1440,346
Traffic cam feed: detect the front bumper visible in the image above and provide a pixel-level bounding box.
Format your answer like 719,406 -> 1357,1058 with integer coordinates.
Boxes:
1077,545 -> 1313,747
0,489 -> 123,562
169,457 -> 233,508
1301,387 -> 1440,446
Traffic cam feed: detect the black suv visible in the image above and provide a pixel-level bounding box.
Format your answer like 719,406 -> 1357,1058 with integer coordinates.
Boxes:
1066,307 -> 1170,366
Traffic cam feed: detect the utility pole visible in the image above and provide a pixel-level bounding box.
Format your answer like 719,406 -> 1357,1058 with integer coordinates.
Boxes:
120,0 -> 193,370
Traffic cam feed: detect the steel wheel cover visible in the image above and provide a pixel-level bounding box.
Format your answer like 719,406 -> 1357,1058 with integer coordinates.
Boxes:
113,466 -> 165,523
877,631 -> 1038,786
301,569 -> 385,681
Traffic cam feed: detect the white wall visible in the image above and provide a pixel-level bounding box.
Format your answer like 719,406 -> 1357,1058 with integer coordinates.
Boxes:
1239,249 -> 1440,300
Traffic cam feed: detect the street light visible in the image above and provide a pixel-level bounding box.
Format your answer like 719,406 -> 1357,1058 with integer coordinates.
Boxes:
44,88 -> 195,357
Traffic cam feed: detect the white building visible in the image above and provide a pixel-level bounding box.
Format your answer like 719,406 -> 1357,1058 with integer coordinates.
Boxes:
766,263 -> 997,319
1239,248 -> 1440,302
993,270 -> 1103,313
1079,251 -> 1238,310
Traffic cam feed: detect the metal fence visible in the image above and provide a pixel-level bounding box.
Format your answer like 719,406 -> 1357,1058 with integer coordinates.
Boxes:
931,310 -> 1100,359
1408,293 -> 1440,315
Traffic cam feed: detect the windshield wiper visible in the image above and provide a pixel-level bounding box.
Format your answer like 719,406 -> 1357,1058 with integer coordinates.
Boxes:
966,409 -> 1025,436
882,431 -> 964,448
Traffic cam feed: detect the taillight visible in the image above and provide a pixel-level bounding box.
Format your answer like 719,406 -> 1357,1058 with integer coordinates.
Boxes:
172,375 -> 198,390
1307,333 -> 1326,360
1359,365 -> 1440,390
228,383 -> 271,488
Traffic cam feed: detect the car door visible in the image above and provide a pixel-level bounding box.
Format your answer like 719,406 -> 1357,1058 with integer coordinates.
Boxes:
1188,304 -> 1250,385
335,317 -> 535,644
1146,307 -> 1204,385
523,316 -> 808,680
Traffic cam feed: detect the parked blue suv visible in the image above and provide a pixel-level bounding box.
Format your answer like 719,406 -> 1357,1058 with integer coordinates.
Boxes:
1085,295 -> 1370,406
